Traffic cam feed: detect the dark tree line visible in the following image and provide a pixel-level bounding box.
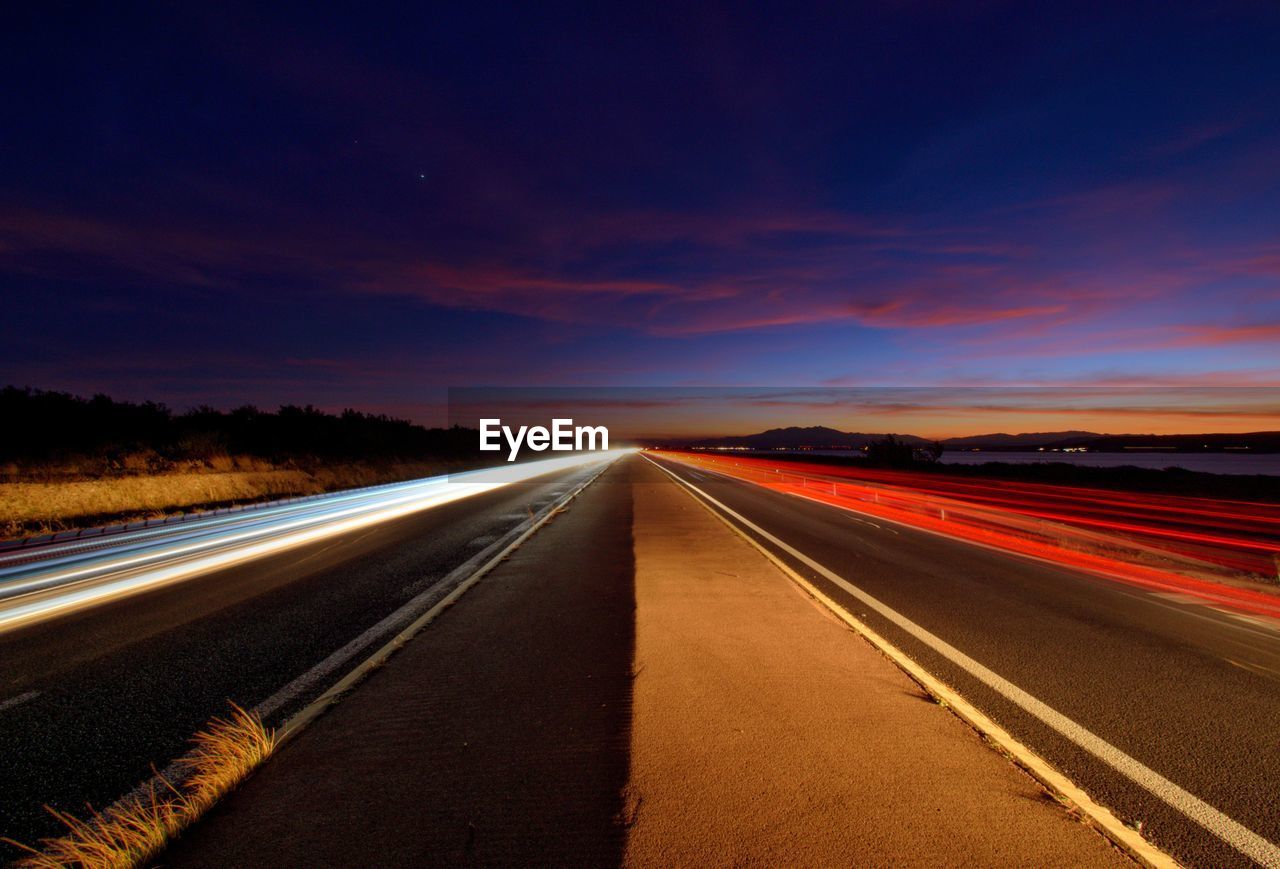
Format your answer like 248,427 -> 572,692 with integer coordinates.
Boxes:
863,434 -> 944,468
0,387 -> 478,465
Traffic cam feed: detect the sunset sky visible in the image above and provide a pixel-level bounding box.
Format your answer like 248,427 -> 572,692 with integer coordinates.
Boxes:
2,4 -> 1278,434
449,388 -> 1280,440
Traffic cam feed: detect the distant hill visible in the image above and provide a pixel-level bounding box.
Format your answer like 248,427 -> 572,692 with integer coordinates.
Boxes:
669,426 -> 930,450
663,426 -> 1280,453
940,431 -> 1100,449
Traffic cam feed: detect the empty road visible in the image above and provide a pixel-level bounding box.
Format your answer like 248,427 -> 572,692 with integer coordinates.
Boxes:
3,450 -> 1277,866
647,452 -> 1280,868
0,456 -> 615,855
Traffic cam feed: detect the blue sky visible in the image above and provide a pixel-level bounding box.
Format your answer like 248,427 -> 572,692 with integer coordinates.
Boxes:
2,2 -> 1278,429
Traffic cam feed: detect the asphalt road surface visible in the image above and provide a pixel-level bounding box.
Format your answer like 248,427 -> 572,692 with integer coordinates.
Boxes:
0,460 -> 604,856
4,451 -> 1277,866
647,453 -> 1280,868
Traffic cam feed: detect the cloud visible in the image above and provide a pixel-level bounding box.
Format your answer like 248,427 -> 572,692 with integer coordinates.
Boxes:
3,183 -> 1278,373
1165,322 -> 1280,348
1149,116 -> 1252,158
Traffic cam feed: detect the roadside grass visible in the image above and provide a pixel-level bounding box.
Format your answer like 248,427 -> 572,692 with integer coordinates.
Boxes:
0,458 -> 455,539
3,704 -> 276,869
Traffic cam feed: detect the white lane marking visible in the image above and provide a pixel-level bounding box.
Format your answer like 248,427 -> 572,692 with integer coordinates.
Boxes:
730,465 -> 1280,624
699,462 -> 1280,643
703,511 -> 1173,868
117,461 -> 620,810
773,473 -> 1280,642
845,513 -> 901,535
272,460 -> 616,738
646,455 -> 1280,868
254,465 -> 613,722
0,452 -> 631,634
468,535 -> 498,547
0,690 -> 40,712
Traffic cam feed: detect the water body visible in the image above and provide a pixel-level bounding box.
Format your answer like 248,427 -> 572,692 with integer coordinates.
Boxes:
794,450 -> 1280,476
938,451 -> 1280,475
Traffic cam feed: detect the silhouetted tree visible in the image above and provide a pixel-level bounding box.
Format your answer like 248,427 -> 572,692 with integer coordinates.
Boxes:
861,435 -> 944,468
863,435 -> 917,468
919,440 -> 944,464
0,386 -> 480,466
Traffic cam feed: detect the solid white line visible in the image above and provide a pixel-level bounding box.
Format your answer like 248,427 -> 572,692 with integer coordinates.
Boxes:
0,452 -> 631,635
254,519 -> 532,721
645,454 -> 1280,868
114,457 -> 619,811
845,513 -> 881,529
762,476 -> 1280,644
273,458 -> 616,740
719,462 -> 1280,622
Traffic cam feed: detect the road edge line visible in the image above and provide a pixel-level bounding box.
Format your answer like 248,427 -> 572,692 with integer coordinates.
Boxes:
688,456 -> 1280,619
276,457 -> 617,742
643,454 -> 1175,869
81,458 -> 618,865
777,486 -> 1280,620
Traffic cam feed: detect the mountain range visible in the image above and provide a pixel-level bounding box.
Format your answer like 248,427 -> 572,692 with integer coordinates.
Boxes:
658,427 -> 1280,452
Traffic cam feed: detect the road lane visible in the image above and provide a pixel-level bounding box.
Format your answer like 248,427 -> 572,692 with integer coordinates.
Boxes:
659,452 -> 1280,610
0,460 -> 608,855
648,453 -> 1280,868
0,454 -> 622,634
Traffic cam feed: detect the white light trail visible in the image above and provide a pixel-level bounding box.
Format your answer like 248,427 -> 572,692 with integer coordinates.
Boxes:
0,450 -> 628,634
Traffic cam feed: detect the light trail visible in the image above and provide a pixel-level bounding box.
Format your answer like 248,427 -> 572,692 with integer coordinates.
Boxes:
0,450 -> 628,635
655,451 -> 1280,619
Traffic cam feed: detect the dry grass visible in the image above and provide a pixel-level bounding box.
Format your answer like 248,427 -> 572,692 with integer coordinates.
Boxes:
3,704 -> 276,868
0,471 -> 314,535
0,459 -> 454,538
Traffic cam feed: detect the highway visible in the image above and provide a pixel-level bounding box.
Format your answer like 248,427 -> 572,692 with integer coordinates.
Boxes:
0,454 -> 618,855
3,449 -> 1278,866
646,453 -> 1280,868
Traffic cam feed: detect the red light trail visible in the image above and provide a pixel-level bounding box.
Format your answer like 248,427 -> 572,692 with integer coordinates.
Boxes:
655,451 -> 1280,620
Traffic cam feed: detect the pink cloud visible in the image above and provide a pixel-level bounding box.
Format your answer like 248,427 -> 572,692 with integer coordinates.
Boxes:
1165,322 -> 1280,348
3,194 -> 1277,364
